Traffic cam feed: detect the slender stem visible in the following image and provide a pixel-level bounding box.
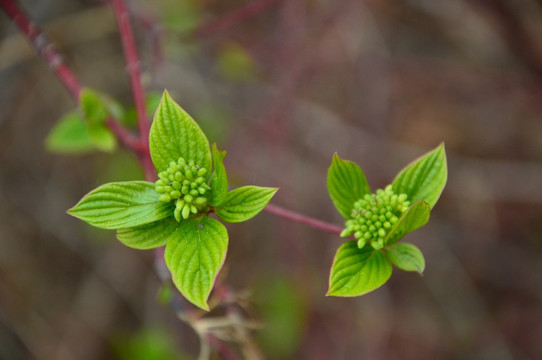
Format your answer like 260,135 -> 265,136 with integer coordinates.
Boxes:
193,0 -> 282,37
111,0 -> 150,144
0,0 -> 82,100
264,204 -> 344,236
105,118 -> 145,152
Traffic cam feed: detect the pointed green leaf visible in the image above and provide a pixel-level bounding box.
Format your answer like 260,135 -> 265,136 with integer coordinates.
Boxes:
215,186 -> 278,223
116,217 -> 179,250
384,200 -> 430,246
88,124 -> 117,152
209,144 -> 228,206
149,90 -> 211,173
386,242 -> 425,273
328,241 -> 392,297
327,153 -> 371,219
80,88 -> 109,126
68,181 -> 172,230
392,144 -> 447,208
164,217 -> 228,310
45,111 -> 95,154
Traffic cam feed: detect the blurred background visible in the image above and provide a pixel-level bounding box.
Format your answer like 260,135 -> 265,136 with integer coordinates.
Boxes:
1,0 -> 542,359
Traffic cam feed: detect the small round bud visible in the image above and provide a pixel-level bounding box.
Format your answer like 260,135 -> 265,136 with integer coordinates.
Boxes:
182,204 -> 190,219
184,194 -> 193,203
190,189 -> 199,197
197,168 -> 207,177
155,186 -> 166,193
172,181 -> 181,190
174,208 -> 181,222
159,194 -> 171,202
170,190 -> 181,199
181,186 -> 189,195
340,228 -> 352,237
195,197 -> 207,205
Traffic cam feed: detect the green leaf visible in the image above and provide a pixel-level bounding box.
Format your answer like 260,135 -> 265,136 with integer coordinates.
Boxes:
384,200 -> 431,246
209,144 -> 228,206
327,153 -> 371,219
45,111 -> 95,154
116,217 -> 179,250
327,241 -> 392,297
149,90 -> 211,174
80,88 -> 109,126
68,181 -> 172,230
164,217 -> 228,310
88,124 -> 117,152
215,186 -> 278,223
392,144 -> 447,208
386,243 -> 425,273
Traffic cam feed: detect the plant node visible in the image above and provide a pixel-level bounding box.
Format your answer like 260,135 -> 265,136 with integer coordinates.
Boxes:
341,185 -> 410,250
154,157 -> 211,221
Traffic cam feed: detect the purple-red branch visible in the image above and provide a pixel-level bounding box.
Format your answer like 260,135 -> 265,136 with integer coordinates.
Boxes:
111,0 -> 150,145
0,0 -> 344,237
264,204 -> 343,236
0,0 -> 82,100
0,0 -> 154,177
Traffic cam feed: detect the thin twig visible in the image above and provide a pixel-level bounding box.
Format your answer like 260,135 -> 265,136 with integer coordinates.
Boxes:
0,0 -> 82,100
105,118 -> 146,152
111,0 -> 150,144
0,0 -> 153,174
193,0 -> 281,37
264,204 -> 343,236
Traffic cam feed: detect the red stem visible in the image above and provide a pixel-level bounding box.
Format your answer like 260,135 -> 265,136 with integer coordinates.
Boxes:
193,0 -> 282,37
0,0 -> 153,177
0,0 -> 82,100
264,204 -> 343,236
105,118 -> 146,153
111,0 -> 150,145
0,0 -> 344,237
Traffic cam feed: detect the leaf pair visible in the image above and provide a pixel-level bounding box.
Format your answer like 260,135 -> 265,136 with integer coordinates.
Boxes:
45,88 -> 119,154
68,91 -> 277,310
327,144 -> 447,297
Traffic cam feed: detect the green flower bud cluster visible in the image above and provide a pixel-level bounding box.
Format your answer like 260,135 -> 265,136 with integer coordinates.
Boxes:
341,185 -> 410,250
154,157 -> 211,221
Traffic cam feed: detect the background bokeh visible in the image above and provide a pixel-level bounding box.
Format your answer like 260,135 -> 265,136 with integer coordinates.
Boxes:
1,0 -> 542,359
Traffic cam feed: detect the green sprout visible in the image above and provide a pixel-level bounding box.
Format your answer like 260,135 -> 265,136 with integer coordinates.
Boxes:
67,91 -> 277,310
327,145 -> 447,297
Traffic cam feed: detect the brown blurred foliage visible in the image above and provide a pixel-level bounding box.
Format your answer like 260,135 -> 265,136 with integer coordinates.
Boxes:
1,0 -> 542,359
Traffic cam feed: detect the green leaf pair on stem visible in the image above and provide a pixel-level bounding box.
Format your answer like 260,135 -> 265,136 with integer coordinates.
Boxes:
327,144 -> 447,297
45,88 -> 120,154
68,91 -> 277,310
